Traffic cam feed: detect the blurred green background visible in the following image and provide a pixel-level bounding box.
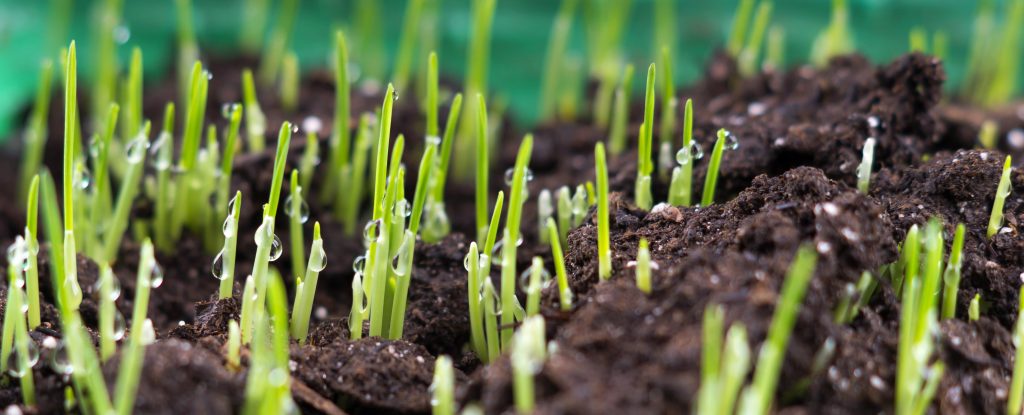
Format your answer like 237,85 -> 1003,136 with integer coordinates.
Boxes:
0,0 -> 995,139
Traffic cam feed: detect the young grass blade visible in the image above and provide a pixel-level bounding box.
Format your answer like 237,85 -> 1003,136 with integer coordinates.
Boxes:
218,192 -> 242,299
324,30 -> 350,203
635,64 -> 656,210
431,93 -> 465,202
288,170 -> 306,281
738,244 -> 818,415
988,155 -> 1013,237
969,294 -> 982,321
595,142 -> 612,280
121,47 -> 143,146
101,121 -> 150,262
525,257 -> 546,316
857,137 -> 876,194
979,120 -> 998,150
455,0 -> 497,180
500,135 -> 535,344
227,319 -> 241,369
546,219 -> 573,311
409,143 -> 437,235
391,0 -> 425,92
539,0 -> 579,120
658,47 -> 676,179
24,176 -> 41,328
635,238 -> 652,293
258,0 -> 298,86
727,0 -> 757,56
62,42 -> 83,311
114,239 -> 157,415
511,316 -> 546,413
217,104 -> 244,219
175,0 -> 199,104
668,98 -> 696,206
608,64 -> 634,156
941,224 -> 966,320
280,51 -> 299,112
466,242 -> 487,358
372,85 -> 397,223
239,0 -> 269,52
431,355 -> 455,415
242,69 -> 267,152
476,94 -> 490,242
291,222 -> 326,343
738,1 -> 773,77
701,129 -> 728,206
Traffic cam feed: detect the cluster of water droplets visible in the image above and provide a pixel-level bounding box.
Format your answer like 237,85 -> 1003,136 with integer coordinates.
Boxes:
7,236 -> 30,275
150,132 -> 172,170
674,130 -> 741,166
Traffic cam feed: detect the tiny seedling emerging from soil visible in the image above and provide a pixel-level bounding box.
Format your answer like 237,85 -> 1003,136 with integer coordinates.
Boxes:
810,0 -> 854,67
737,1 -> 773,77
512,315 -> 547,414
546,218 -> 573,311
215,192 -> 242,299
979,120 -> 998,149
970,294 -> 982,321
668,98 -> 699,206
595,142 -> 612,280
257,0 -> 298,86
431,355 -> 455,415
114,240 -> 159,415
25,175 -> 41,329
242,69 -> 267,152
696,304 -> 750,415
658,47 -> 676,179
476,94 -> 491,242
500,135 -> 535,344
636,63 -> 656,210
635,238 -> 652,294
857,137 -> 876,193
701,129 -> 729,206
608,64 -> 634,156
539,0 -> 579,120
988,155 -> 1013,237
63,42 -> 84,311
941,224 -> 966,320
524,257 -> 549,317
291,222 -> 327,344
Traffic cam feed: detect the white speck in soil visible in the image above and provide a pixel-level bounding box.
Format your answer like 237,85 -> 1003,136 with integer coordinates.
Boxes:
816,241 -> 833,254
870,375 -> 886,391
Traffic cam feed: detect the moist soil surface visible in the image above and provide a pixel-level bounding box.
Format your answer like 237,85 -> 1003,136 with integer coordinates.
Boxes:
2,49 -> 1024,415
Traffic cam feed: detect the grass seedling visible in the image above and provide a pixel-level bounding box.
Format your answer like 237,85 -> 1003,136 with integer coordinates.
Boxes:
810,0 -> 854,67
538,190 -> 553,245
979,120 -> 998,149
217,104 -> 243,221
764,26 -> 785,71
595,142 -> 612,281
391,0 -> 425,92
39,170 -> 65,288
242,69 -> 267,152
423,92 -> 465,242
941,224 -> 966,320
24,176 -> 41,328
546,218 -> 573,311
91,0 -> 121,130
658,48 -> 676,179
736,244 -> 818,415
175,0 -> 199,105
539,0 -> 579,120
153,104 -> 176,251
511,315 -> 546,414
608,64 -> 634,156
324,30 -> 350,205
240,275 -> 257,343
466,192 -> 505,360
1010,287 -> 1024,415
963,0 -> 1024,106
63,42 -> 83,311
3,263 -> 37,406
113,239 -> 158,415
635,238 -> 652,294
834,271 -> 878,324
287,170 -> 307,281
88,103 -> 120,255
737,1 -> 773,77
727,0 -> 756,56
257,0 -> 298,86
98,264 -> 121,361
227,320 -> 241,370
894,219 -> 946,415
500,135 -> 535,345
696,305 -> 751,415
857,137 -> 876,193
243,271 -> 296,413
585,0 -> 633,129
524,257 -> 548,317
121,47 -> 143,148
280,51 -> 299,113
291,222 -> 326,343
476,94 -> 490,242
431,355 -> 455,415
970,294 -> 982,321
482,278 -> 501,363
668,98 -> 697,206
455,0 -> 497,180
216,191 -> 242,299
555,187 -> 572,245
635,64 -> 656,210
701,129 -> 729,206
239,0 -> 269,52
101,121 -> 150,262
170,62 -> 209,242
988,155 -> 1013,237
18,60 -> 53,203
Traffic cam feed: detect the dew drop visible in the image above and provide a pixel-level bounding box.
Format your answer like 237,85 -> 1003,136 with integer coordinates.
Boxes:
112,311 -> 126,341
268,235 -> 283,261
724,131 -> 739,151
463,252 -> 473,271
394,198 -> 411,218
113,25 -> 131,44
6,341 -> 40,378
676,142 -> 704,165
125,137 -> 149,163
291,124 -> 300,134
302,116 -> 323,135
503,168 -> 535,186
352,255 -> 367,274
518,266 -> 553,292
75,165 -> 92,190
393,90 -> 400,101
140,319 -> 156,345
425,135 -> 442,146
205,71 -> 213,81
88,137 -> 102,159
150,263 -> 164,288
49,341 -> 72,376
363,220 -> 382,243
212,250 -> 227,280
285,195 -> 310,223
310,245 -> 327,272
95,276 -> 121,302
222,216 -> 235,238
221,103 -> 240,119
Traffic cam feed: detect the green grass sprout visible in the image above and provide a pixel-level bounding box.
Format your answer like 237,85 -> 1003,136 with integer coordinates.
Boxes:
39,171 -> 65,290
101,121 -> 150,262
736,244 -> 818,415
555,187 -> 572,246
281,51 -> 299,112
979,120 -> 998,149
18,60 -> 53,203
391,0 -> 425,92
970,294 -> 982,321
153,103 -> 176,251
175,0 -> 199,105
500,135 -> 535,345
482,278 -> 501,362
243,270 -> 296,413
857,137 -> 876,193
941,223 -> 966,320
89,103 -> 120,257
546,218 -> 573,311
476,94 -> 491,242
455,0 -> 497,180
466,242 -> 487,358
596,142 -> 612,281
909,26 -> 927,53
63,42 -> 83,311
988,155 -> 1013,237
636,64 -> 656,210
323,30 -> 350,205
24,176 -> 41,329
894,219 -> 946,415
227,319 -> 241,370
963,0 -> 1024,106
423,92 -> 464,242
668,98 -> 697,206
121,47 -> 143,148
217,104 -> 243,219
431,355 -> 455,415
524,257 -> 548,317
658,47 -> 676,179
258,0 -> 298,86
738,1 -> 772,77
635,238 -> 652,294
170,62 -> 210,242
1010,287 -> 1024,415
538,190 -> 553,245
97,264 -> 121,361
540,0 -> 579,120
696,304 -> 751,415
586,0 -> 633,130
2,263 -> 37,406
216,191 -> 242,299
91,0 -> 122,131
511,315 -> 547,414
608,64 -> 634,156
291,222 -> 326,344
765,26 -> 785,71
239,0 -> 269,52
113,239 -> 158,415
701,129 -> 729,206
288,170 -> 307,281
727,0 -> 756,56
810,0 -> 854,67
242,69 -> 267,152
